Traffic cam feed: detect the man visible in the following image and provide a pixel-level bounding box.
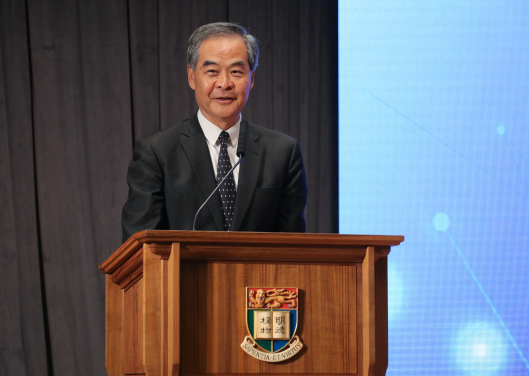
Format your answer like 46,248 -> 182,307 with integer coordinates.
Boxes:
121,22 -> 307,242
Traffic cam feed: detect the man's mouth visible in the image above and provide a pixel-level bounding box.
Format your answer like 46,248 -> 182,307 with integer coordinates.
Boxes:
213,97 -> 235,103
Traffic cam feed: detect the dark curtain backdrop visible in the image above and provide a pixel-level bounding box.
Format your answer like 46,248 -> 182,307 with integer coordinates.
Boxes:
0,0 -> 338,374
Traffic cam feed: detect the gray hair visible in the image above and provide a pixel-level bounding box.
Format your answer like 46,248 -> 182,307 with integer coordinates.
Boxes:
187,22 -> 259,72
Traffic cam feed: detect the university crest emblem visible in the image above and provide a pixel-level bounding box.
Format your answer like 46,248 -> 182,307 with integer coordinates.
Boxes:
240,287 -> 303,362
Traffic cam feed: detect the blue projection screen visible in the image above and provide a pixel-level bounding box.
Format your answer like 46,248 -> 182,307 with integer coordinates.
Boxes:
338,1 -> 529,375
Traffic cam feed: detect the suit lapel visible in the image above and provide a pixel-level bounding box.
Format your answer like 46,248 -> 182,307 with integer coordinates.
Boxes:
180,114 -> 225,231
232,122 -> 263,231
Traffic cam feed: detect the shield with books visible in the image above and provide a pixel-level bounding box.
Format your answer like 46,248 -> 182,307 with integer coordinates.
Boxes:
240,287 -> 303,362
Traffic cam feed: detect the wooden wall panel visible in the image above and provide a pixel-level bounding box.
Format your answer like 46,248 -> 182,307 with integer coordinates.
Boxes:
180,261 -> 358,374
362,247 -> 375,376
143,245 -> 163,375
105,275 -> 123,376
374,256 -> 388,376
122,279 -> 144,375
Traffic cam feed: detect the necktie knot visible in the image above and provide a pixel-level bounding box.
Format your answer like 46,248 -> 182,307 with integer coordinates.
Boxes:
219,131 -> 230,144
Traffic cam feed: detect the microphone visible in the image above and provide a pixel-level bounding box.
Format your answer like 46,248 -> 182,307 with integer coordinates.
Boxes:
236,121 -> 247,158
192,122 -> 248,231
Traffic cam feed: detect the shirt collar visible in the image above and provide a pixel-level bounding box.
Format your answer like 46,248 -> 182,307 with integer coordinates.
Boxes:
197,109 -> 240,147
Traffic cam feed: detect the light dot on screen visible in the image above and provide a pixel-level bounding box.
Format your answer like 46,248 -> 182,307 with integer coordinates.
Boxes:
452,322 -> 507,375
473,343 -> 487,357
496,125 -> 506,135
433,212 -> 450,232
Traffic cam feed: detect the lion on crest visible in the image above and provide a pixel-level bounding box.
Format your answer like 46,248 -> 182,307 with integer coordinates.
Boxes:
248,288 -> 297,308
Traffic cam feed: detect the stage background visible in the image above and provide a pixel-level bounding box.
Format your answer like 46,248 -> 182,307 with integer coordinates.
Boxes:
339,1 -> 529,375
4,0 -> 527,374
0,1 -> 337,374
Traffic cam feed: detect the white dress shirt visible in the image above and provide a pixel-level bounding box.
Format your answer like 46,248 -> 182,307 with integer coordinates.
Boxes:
197,109 -> 241,189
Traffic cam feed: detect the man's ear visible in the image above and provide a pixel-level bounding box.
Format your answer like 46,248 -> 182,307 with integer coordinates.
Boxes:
187,65 -> 196,90
250,71 -> 255,90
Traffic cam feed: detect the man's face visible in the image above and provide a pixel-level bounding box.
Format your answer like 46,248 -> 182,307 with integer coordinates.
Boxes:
188,37 -> 254,130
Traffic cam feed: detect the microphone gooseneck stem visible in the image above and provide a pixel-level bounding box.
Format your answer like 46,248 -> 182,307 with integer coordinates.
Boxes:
192,155 -> 243,231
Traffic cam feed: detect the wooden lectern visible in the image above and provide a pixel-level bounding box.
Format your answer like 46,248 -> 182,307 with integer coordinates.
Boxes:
99,230 -> 403,376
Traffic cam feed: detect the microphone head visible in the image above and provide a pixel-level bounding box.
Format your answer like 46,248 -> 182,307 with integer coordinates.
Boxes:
237,121 -> 247,158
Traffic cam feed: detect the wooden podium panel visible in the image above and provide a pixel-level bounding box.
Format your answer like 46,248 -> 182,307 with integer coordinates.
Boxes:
99,231 -> 403,376
179,262 -> 358,374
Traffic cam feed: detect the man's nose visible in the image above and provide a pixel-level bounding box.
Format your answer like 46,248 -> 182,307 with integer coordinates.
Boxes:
216,72 -> 233,89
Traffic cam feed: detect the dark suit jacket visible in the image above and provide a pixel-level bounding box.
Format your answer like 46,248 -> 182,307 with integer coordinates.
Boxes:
121,113 -> 308,242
